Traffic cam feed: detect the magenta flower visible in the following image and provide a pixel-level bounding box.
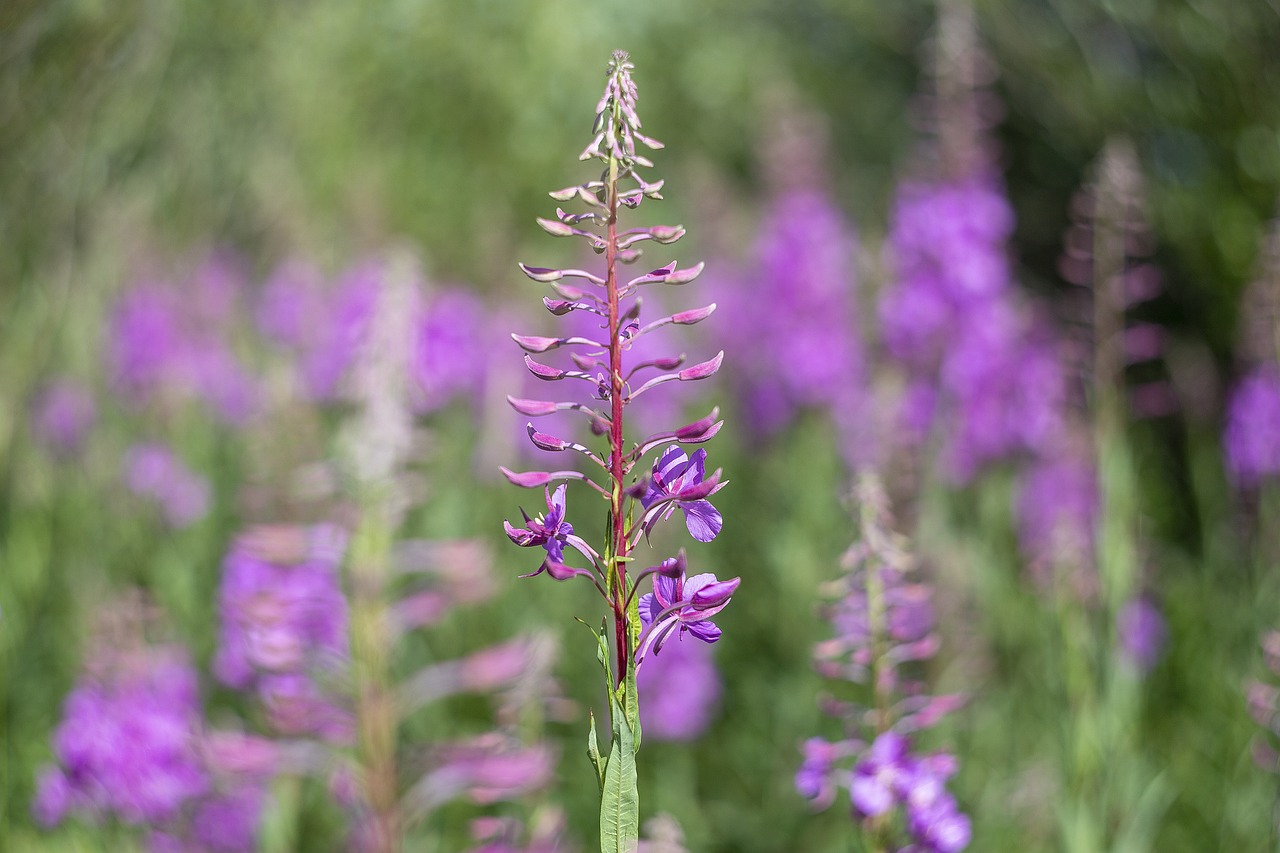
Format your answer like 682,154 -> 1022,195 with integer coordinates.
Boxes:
636,632 -> 722,741
504,484 -> 575,565
31,380 -> 96,457
850,731 -> 910,818
640,446 -> 724,542
1117,596 -> 1167,673
635,567 -> 739,665
1224,365 -> 1280,486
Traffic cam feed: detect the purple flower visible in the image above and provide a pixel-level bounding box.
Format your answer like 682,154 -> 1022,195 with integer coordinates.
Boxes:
795,738 -> 845,808
877,178 -> 1065,481
640,446 -> 723,542
1117,596 -> 1167,673
123,444 -> 211,528
850,731 -> 910,817
35,646 -> 209,827
636,568 -> 739,665
212,526 -> 351,741
412,288 -> 490,414
109,285 -> 182,400
636,632 -> 722,741
31,380 -> 96,456
257,259 -> 330,349
708,189 -> 865,456
298,259 -> 382,401
1015,450 -> 1098,567
504,484 -> 574,565
1224,365 -> 1280,486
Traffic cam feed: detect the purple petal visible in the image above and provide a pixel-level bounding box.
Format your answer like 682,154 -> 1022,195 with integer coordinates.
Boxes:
527,424 -> 569,452
670,304 -> 717,325
851,774 -> 895,817
506,397 -> 560,416
690,576 -> 739,609
677,351 -> 724,381
639,593 -> 659,630
511,334 -> 561,353
652,574 -> 679,609
653,446 -> 689,482
681,500 -> 722,542
684,619 -> 722,644
548,483 -> 568,516
674,409 -> 721,441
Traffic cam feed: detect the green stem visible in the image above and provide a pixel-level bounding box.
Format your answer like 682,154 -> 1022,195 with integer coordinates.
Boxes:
349,499 -> 400,853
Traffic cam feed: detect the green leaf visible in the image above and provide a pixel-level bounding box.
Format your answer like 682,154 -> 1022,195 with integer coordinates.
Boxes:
587,709 -> 605,793
600,687 -> 640,853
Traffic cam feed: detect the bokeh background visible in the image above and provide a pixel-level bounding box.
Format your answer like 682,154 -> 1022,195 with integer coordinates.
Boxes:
5,0 -> 1280,850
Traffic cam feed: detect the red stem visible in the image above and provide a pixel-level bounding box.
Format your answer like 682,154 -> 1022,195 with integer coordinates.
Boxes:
606,160 -> 629,687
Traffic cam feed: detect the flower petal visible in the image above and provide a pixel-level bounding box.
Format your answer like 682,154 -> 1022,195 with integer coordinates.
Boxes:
684,619 -> 721,644
681,499 -> 722,542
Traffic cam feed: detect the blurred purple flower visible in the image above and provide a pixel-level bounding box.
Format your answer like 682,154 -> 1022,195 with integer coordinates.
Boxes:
878,178 -> 1064,481
108,269 -> 261,424
34,647 -> 208,828
413,288 -> 489,414
1015,451 -> 1098,568
31,380 -> 96,456
880,180 -> 1014,365
795,738 -> 844,808
257,259 -> 330,350
636,632 -> 722,741
851,731 -> 910,817
1117,596 -> 1167,673
213,526 -> 351,741
1224,365 -> 1280,486
123,444 -> 211,528
109,285 -> 182,401
708,190 -> 866,459
298,259 -> 382,401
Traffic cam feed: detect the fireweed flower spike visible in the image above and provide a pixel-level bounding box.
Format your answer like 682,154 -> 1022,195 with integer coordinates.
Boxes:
798,474 -> 969,853
502,51 -> 735,852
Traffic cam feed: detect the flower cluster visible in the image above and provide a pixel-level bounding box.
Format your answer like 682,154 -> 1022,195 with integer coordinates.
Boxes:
798,474 -> 969,852
33,641 -> 276,852
879,178 -> 1064,481
212,525 -> 352,741
501,51 -> 736,849
710,188 -> 865,454
501,51 -> 737,680
109,253 -> 261,425
259,256 -> 490,413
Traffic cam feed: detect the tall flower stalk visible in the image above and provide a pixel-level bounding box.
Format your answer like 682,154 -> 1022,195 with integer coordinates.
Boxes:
503,51 -> 737,852
797,474 -> 969,853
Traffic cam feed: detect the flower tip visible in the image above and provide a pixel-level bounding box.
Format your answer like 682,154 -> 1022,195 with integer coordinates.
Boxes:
677,351 -> 724,381
691,576 -> 739,610
499,467 -> 553,488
